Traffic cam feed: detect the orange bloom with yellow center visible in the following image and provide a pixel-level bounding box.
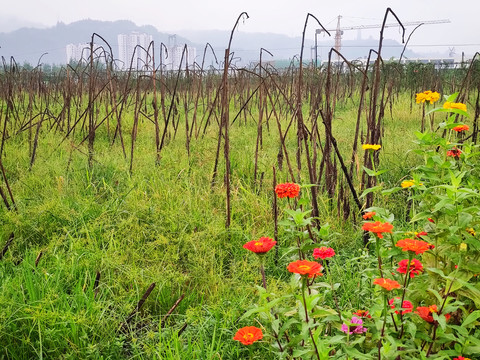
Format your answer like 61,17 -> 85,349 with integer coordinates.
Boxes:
373,278 -> 401,291
362,211 -> 376,220
443,101 -> 467,112
287,260 -> 323,278
395,238 -> 433,255
415,305 -> 451,323
275,183 -> 300,198
453,124 -> 469,132
243,237 -> 276,254
362,221 -> 393,239
233,326 -> 263,345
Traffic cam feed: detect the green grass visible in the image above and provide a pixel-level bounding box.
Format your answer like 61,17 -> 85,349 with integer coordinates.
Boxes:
0,86 -> 475,359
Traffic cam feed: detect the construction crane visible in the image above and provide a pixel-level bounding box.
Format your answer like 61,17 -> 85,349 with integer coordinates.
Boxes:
315,16 -> 450,62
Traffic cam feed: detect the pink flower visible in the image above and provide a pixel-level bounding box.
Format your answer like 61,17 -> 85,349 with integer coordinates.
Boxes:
313,247 -> 335,260
341,316 -> 367,335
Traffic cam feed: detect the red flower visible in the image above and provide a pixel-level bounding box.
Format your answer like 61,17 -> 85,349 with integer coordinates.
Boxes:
243,237 -> 276,254
313,247 -> 335,260
362,221 -> 394,239
428,218 -> 435,223
447,148 -> 462,158
397,259 -> 424,278
274,183 -> 300,198
287,260 -> 323,278
453,125 -> 469,132
415,305 -> 451,323
233,326 -> 263,345
353,309 -> 372,319
453,356 -> 471,360
389,297 -> 413,315
395,238 -> 433,255
415,231 -> 428,239
373,278 -> 401,291
362,211 -> 376,220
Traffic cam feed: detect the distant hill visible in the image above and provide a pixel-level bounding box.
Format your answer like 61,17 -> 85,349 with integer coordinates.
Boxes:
0,19 -> 422,67
0,19 -> 192,66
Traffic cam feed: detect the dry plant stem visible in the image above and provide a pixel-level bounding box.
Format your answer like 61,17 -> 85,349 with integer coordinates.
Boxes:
273,166 -> 280,266
161,293 -> 185,328
121,282 -> 156,331
296,13 -> 329,225
0,233 -> 14,261
0,156 -> 15,209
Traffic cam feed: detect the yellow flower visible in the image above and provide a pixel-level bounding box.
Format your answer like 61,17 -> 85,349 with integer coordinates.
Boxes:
362,144 -> 381,151
401,180 -> 415,188
416,91 -> 440,104
416,92 -> 426,103
466,228 -> 476,236
443,101 -> 467,112
401,180 -> 422,188
459,243 -> 467,251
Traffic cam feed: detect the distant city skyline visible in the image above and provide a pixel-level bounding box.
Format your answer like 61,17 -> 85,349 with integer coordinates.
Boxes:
1,0 -> 480,57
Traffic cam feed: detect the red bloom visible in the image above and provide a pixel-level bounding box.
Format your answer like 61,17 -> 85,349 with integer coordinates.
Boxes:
428,218 -> 435,223
362,211 -> 376,220
415,231 -> 428,239
287,260 -> 323,278
395,238 -> 433,255
415,305 -> 451,323
447,148 -> 462,158
353,309 -> 372,319
373,278 -> 401,291
233,326 -> 263,345
397,259 -> 424,278
362,221 -> 394,239
275,183 -> 300,198
453,356 -> 471,360
313,247 -> 335,260
243,237 -> 276,254
453,125 -> 469,132
389,297 -> 413,315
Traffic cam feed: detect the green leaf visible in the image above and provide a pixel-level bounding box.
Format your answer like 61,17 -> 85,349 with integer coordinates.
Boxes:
360,185 -> 383,199
462,310 -> 480,328
446,92 -> 459,102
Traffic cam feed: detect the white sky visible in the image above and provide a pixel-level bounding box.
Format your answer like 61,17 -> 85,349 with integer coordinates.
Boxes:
2,0 -> 480,57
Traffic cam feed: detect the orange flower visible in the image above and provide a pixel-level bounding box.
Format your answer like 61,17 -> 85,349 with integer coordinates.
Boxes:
362,221 -> 393,239
447,148 -> 462,158
287,260 -> 323,278
415,305 -> 451,323
275,183 -> 300,198
362,211 -> 376,220
233,326 -> 263,345
353,309 -> 372,319
395,238 -> 433,255
454,357 -> 471,360
453,124 -> 469,132
373,278 -> 401,291
243,237 -> 276,254
397,259 -> 424,278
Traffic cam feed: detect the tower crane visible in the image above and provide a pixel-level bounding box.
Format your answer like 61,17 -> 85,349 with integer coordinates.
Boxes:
317,15 -> 450,57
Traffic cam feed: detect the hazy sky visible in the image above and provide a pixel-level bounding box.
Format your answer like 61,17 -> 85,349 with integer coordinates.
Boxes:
2,0 -> 480,57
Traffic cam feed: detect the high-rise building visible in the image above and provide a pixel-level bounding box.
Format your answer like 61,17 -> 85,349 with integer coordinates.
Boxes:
66,43 -> 105,64
117,32 -> 153,70
166,45 -> 197,71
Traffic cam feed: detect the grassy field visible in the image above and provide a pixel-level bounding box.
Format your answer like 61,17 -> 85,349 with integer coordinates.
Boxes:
0,61 -> 479,359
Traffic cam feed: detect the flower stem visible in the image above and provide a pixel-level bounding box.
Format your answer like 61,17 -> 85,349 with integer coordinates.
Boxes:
378,294 -> 388,360
301,278 -> 321,360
